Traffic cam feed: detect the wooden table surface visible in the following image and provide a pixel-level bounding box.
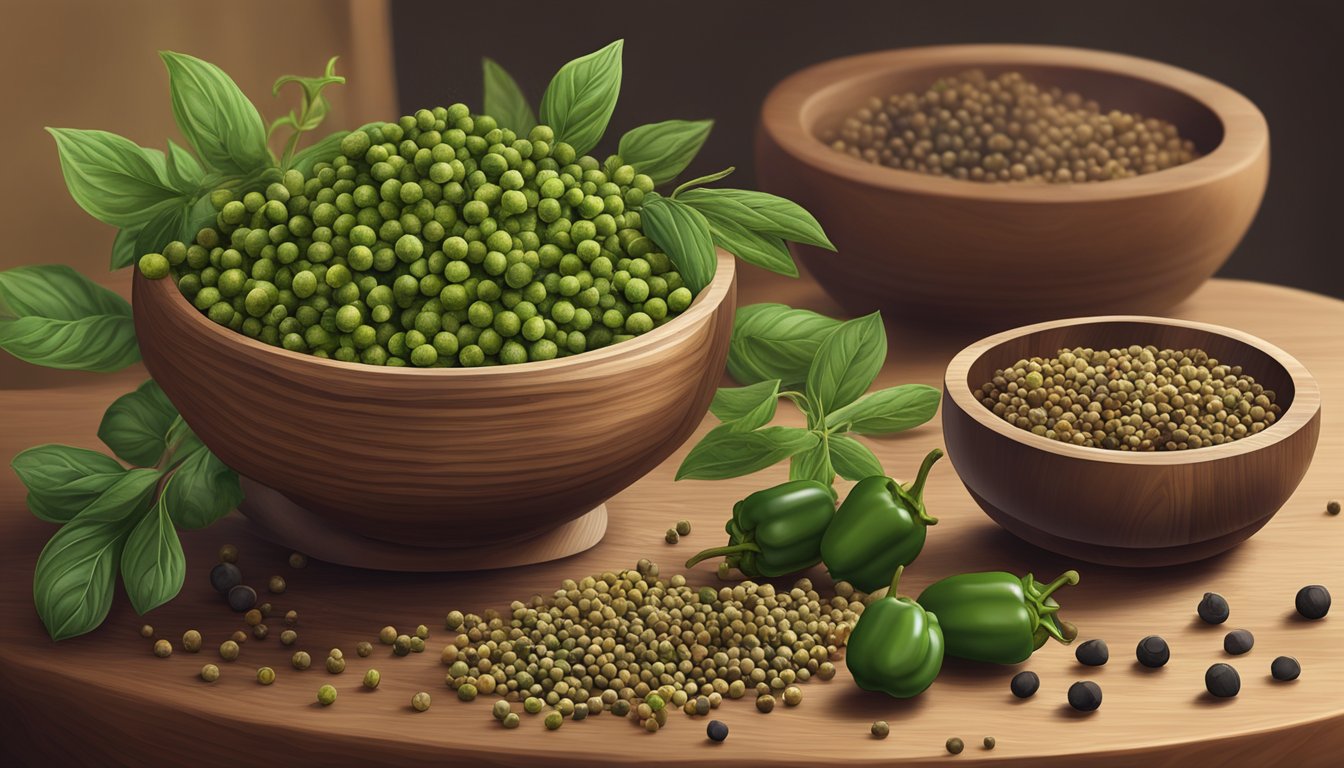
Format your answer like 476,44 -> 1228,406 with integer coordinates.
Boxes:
1,274 -> 1341,767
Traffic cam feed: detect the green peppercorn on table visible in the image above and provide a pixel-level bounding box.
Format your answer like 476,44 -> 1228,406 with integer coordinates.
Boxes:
1,275 -> 1342,767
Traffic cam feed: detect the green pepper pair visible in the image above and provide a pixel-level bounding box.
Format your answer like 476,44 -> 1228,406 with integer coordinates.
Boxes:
683,480 -> 835,578
917,570 -> 1080,665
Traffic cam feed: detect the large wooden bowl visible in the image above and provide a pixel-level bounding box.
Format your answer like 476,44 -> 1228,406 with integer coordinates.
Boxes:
756,45 -> 1269,327
942,316 -> 1320,566
133,251 -> 737,561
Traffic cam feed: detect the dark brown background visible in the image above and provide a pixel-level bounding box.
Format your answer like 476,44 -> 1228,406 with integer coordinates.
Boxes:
391,0 -> 1343,298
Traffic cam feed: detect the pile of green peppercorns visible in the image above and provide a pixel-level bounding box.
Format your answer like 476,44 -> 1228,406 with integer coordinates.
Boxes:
138,106 -> 695,367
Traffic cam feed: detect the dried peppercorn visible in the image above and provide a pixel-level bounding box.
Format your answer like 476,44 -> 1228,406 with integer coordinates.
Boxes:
1295,585 -> 1331,619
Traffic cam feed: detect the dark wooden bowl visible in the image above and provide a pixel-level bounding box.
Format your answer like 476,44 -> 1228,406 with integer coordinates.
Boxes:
756,45 -> 1269,327
133,251 -> 737,555
942,316 -> 1320,566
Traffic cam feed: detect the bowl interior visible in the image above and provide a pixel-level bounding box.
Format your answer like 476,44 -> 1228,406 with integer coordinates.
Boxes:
960,319 -> 1299,447
806,61 -> 1225,157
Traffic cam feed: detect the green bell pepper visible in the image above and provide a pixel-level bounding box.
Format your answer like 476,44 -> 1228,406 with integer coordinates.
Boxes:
820,448 -> 942,592
916,570 -> 1080,665
684,480 -> 835,578
844,565 -> 944,698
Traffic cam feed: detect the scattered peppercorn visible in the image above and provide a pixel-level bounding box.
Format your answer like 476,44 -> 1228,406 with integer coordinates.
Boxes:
257,666 -> 276,685
253,624 -> 269,640
182,629 -> 202,653
218,544 -> 238,564
445,611 -> 465,630
227,585 -> 257,612
1328,500 -> 1341,516
409,636 -> 426,653
783,685 -> 803,706
1206,663 -> 1241,697
268,576 -> 286,594
284,610 -> 298,626
611,700 -> 631,717
280,630 -> 298,646
756,694 -> 775,713
1068,681 -> 1103,711
1223,629 -> 1254,655
1271,656 -> 1301,681
1076,639 -> 1109,666
984,736 -> 996,750
412,692 -> 432,712
946,737 -> 965,755
708,720 -> 729,742
1199,592 -> 1230,624
492,700 -> 511,720
200,664 -> 220,682
219,640 -> 240,661
415,624 -> 430,639
871,720 -> 890,739
317,684 -> 337,706
1295,585 -> 1331,619
394,634 -> 412,656
502,712 -> 521,728
326,655 -> 346,674
458,683 -> 478,701
675,520 -> 691,536
243,609 -> 262,627
544,711 -> 563,730
356,641 -> 373,657
665,528 -> 679,544
258,602 -> 272,618
210,563 -> 242,594
1010,670 -> 1039,698
153,639 -> 172,658
524,697 -> 544,714
379,626 -> 397,644
231,630 -> 249,645
292,651 -> 312,670
289,552 -> 308,568
1136,635 -> 1170,668
646,693 -> 666,711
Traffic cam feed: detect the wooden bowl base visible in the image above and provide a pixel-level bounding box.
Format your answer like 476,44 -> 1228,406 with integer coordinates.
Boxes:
236,477 -> 607,572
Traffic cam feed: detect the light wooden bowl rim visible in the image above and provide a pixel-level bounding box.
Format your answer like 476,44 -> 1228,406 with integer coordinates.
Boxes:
135,250 -> 735,378
761,44 -> 1269,202
943,314 -> 1321,466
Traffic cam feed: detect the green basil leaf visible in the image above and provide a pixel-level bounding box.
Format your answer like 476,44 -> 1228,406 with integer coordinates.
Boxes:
726,303 -> 841,387
164,416 -> 206,465
161,51 -> 272,175
641,195 -> 716,294
538,39 -> 623,156
676,187 -> 776,231
699,211 -> 797,277
483,57 -> 537,134
111,226 -> 143,271
164,447 -> 243,529
828,434 -> 885,481
0,265 -> 139,371
676,426 -> 817,481
120,484 -> 185,615
45,128 -> 184,227
691,188 -> 834,250
617,119 -> 713,185
77,468 -> 162,523
287,128 -> 348,175
709,380 -> 779,432
824,384 -> 941,436
805,312 -> 887,416
789,439 -> 834,487
165,139 -> 204,192
11,445 -> 126,524
133,200 -> 191,266
97,380 -> 179,467
33,516 -> 129,640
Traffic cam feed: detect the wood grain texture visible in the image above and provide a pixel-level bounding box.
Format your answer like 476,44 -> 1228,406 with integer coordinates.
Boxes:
755,45 -> 1270,327
942,316 -> 1321,565
0,277 -> 1340,767
131,251 -> 736,550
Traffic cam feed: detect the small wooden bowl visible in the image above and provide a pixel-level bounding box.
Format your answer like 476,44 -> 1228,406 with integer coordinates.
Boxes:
942,316 -> 1320,567
756,45 -> 1269,326
133,251 -> 737,564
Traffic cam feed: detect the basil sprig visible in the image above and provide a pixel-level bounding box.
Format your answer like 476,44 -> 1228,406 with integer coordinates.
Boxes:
677,306 -> 941,487
0,265 -> 139,371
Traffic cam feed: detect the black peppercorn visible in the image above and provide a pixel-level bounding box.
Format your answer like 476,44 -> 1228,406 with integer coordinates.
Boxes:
227,584 -> 257,612
1198,592 -> 1230,624
210,563 -> 242,594
1223,629 -> 1254,655
1271,656 -> 1301,681
1067,681 -> 1102,711
1135,635 -> 1170,668
707,719 -> 729,742
1295,585 -> 1331,620
1010,670 -> 1039,698
1205,663 -> 1240,697
1075,639 -> 1109,666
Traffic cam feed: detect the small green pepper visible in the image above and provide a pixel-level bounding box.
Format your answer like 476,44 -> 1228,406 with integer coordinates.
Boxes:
916,570 -> 1080,665
844,566 -> 944,698
685,480 -> 835,578
821,449 -> 942,592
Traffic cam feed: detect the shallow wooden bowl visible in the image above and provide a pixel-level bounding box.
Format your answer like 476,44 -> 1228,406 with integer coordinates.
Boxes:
756,45 -> 1269,326
133,251 -> 737,556
942,316 -> 1320,566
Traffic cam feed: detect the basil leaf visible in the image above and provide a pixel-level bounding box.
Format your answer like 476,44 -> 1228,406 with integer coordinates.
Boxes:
676,187 -> 775,231
111,226 -> 143,270
483,57 -> 537,134
77,468 -> 162,523
726,303 -> 841,387
805,312 -> 887,416
699,210 -> 797,277
98,380 -> 179,467
164,447 -> 243,529
0,265 -> 139,371
641,195 -> 716,295
676,426 -> 817,481
617,119 -> 713,185
789,439 -> 834,486
691,188 -> 834,250
709,380 -> 779,432
538,39 -> 623,156
133,200 -> 191,265
164,416 -> 206,465
161,51 -> 272,175
120,484 -> 185,615
288,128 -> 349,175
824,384 -> 941,436
828,435 -> 885,481
32,516 -> 129,641
45,128 -> 184,227
164,140 -> 204,192
11,445 -> 126,524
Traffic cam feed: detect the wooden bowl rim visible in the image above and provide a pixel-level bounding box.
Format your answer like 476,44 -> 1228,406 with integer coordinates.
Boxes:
134,250 -> 736,378
760,44 -> 1269,202
943,314 -> 1321,466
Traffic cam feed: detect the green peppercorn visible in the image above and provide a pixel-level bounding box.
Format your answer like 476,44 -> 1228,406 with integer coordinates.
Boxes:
947,737 -> 965,755
153,639 -> 173,658
458,683 -> 478,701
326,655 -> 346,674
288,552 -> 308,568
412,691 -> 432,711
280,629 -> 298,646
285,610 -> 299,626
244,609 -> 263,627
253,623 -> 269,640
783,685 -> 802,706
317,684 -> 338,706
292,651 -> 312,670
180,629 -> 202,653
356,641 -> 373,657
201,664 -> 221,683
138,252 -> 170,280
544,711 -> 563,730
524,696 -> 544,714
675,520 -> 691,536
268,575 -> 286,594
665,529 -> 679,544
219,640 -> 240,661
872,720 -> 890,738
756,694 -> 775,713
257,666 -> 276,685
380,625 -> 397,644
139,624 -> 154,639
409,636 -> 426,653
984,736 -> 996,750
502,712 -> 520,729
415,624 -> 430,639
394,634 -> 413,656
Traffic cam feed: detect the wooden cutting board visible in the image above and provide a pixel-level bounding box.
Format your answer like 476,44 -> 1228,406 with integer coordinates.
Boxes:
1,275 -> 1340,767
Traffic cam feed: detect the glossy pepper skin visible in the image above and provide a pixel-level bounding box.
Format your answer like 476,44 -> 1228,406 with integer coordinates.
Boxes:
684,480 -> 835,578
845,566 -> 944,698
821,448 -> 943,592
916,570 -> 1080,665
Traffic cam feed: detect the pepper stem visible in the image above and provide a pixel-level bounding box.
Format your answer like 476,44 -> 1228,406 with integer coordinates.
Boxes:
1027,570 -> 1080,646
901,448 -> 943,525
887,564 -> 905,597
684,542 -> 762,569
1037,570 -> 1080,601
